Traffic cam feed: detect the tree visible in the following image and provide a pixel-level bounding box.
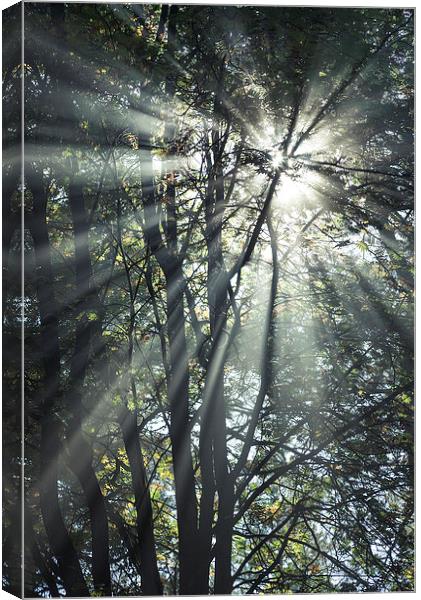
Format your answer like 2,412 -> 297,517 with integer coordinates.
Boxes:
2,3 -> 413,596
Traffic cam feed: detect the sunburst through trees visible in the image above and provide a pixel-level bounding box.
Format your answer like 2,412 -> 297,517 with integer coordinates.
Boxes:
2,2 -> 414,597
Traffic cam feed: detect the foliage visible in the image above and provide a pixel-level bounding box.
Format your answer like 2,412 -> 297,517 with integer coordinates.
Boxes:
2,3 -> 414,597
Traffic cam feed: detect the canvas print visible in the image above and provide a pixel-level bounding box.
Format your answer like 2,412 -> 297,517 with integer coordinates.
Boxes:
2,2 -> 414,597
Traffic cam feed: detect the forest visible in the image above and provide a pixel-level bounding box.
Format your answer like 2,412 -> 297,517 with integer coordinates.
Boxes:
2,2 -> 414,597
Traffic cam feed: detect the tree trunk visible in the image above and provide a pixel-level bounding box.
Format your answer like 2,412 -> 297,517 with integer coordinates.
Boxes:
67,174 -> 112,596
203,70 -> 235,594
118,406 -> 163,595
28,167 -> 89,597
140,124 -> 199,597
165,265 -> 200,595
25,504 -> 60,597
116,176 -> 163,595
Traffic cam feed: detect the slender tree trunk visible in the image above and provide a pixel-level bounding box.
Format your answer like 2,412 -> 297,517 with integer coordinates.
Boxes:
209,193 -> 235,594
118,406 -> 163,595
115,231 -> 163,595
24,505 -> 60,598
229,212 -> 280,592
67,174 -> 112,596
163,7 -> 203,593
201,68 -> 235,594
28,167 -> 89,597
140,147 -> 200,594
165,265 -> 200,595
135,7 -> 202,591
39,420 -> 90,597
33,5 -> 113,591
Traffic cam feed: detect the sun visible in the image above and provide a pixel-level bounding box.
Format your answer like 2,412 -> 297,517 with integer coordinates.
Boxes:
274,163 -> 326,209
253,118 -> 333,210
270,149 -> 287,170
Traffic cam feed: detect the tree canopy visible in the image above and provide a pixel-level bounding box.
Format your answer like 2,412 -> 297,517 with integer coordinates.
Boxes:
2,2 -> 414,597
